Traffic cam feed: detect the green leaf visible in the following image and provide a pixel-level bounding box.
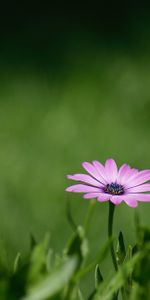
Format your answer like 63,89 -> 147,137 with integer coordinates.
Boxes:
132,244 -> 139,256
95,265 -> 103,289
132,247 -> 150,285
45,248 -> 54,273
8,262 -> 30,300
74,238 -> 112,282
27,234 -> 50,285
93,253 -> 141,300
22,256 -> 78,300
137,226 -> 150,249
87,266 -> 103,300
116,231 -> 126,265
77,288 -> 85,300
129,282 -> 150,300
124,245 -> 132,263
64,226 -> 89,268
66,286 -> 85,300
30,234 -> 37,251
13,253 -> 21,273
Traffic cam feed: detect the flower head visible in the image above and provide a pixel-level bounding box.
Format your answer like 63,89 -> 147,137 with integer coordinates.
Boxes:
66,158 -> 150,208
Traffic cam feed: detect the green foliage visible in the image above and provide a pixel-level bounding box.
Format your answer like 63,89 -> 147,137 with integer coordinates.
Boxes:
116,232 -> 126,266
0,214 -> 149,299
95,265 -> 103,289
23,256 -> 78,300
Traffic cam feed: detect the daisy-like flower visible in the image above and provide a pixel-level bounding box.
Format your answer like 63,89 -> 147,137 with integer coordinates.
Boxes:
66,158 -> 150,208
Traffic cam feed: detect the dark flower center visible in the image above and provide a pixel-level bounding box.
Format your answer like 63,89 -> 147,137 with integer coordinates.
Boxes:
104,182 -> 124,195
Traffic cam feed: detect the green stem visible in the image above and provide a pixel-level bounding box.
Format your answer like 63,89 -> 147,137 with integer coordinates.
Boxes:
108,201 -> 118,272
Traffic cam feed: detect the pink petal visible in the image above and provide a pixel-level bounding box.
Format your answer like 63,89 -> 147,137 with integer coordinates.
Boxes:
117,164 -> 130,178
124,170 -> 140,186
124,199 -> 138,208
117,164 -> 131,184
83,192 -> 103,199
111,194 -> 138,207
82,162 -> 105,184
67,174 -> 103,187
65,184 -> 101,193
92,161 -> 108,183
126,183 -> 150,193
117,193 -> 150,202
105,158 -> 118,182
127,170 -> 150,187
110,196 -> 123,205
117,164 -> 138,185
97,194 -> 110,202
132,193 -> 150,202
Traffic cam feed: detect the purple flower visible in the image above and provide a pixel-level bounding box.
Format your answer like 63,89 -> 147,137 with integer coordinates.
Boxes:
66,158 -> 150,208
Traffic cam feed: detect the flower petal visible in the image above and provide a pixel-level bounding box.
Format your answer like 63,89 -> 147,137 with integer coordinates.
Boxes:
110,196 -> 123,205
117,164 -> 138,185
97,194 -> 110,202
131,193 -> 150,202
65,184 -> 101,193
82,162 -> 105,184
125,169 -> 139,186
92,161 -> 108,183
124,199 -> 138,208
105,158 -> 118,182
127,170 -> 150,187
67,174 -> 103,187
83,192 -> 104,199
110,194 -> 138,207
126,183 -> 150,193
116,193 -> 150,202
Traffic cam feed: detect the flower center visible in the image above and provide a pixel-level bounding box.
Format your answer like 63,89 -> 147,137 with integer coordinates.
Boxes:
104,182 -> 124,195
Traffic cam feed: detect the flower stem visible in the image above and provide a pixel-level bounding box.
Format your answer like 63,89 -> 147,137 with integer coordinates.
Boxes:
108,201 -> 118,272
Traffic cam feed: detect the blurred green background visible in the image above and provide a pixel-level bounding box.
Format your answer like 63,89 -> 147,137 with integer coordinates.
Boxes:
0,2 -> 150,286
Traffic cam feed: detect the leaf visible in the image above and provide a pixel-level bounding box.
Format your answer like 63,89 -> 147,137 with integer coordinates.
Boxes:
66,286 -> 85,300
124,245 -> 132,263
86,265 -> 104,300
64,226 -> 89,269
8,262 -> 30,300
137,226 -> 150,249
133,225 -> 150,288
132,246 -> 150,285
45,248 -> 54,273
27,234 -> 50,285
74,238 -> 112,282
93,253 -> 141,300
132,244 -> 139,256
87,289 -> 97,300
30,234 -> 37,251
129,282 -> 150,300
95,265 -> 103,289
22,256 -> 78,300
13,253 -> 21,273
116,231 -> 126,265
77,288 -> 85,300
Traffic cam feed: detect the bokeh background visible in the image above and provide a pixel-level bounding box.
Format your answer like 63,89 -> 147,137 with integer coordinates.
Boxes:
0,1 -> 150,293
